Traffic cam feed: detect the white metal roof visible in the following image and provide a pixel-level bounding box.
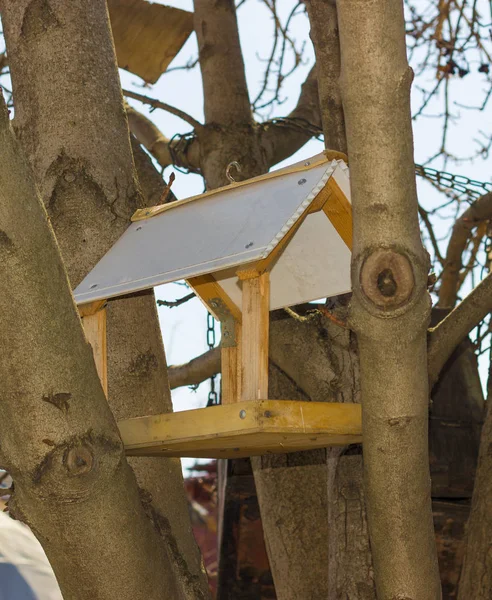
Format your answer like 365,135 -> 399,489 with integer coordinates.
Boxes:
73,156 -> 350,306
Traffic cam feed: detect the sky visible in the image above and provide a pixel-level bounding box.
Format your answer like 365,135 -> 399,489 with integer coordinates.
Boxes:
2,1 -> 488,472
117,1 -> 492,473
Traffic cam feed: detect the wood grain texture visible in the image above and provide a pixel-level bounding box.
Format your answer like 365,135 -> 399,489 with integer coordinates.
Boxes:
82,308 -> 108,395
119,400 -> 363,458
221,322 -> 241,405
324,177 -> 353,249
241,273 -> 270,401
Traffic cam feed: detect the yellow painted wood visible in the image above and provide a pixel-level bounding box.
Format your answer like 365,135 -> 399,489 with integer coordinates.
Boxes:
131,155 -> 331,222
324,178 -> 353,250
241,273 -> 270,401
187,273 -> 242,323
221,322 -> 242,405
82,308 -> 108,395
78,300 -> 106,318
118,400 -> 362,458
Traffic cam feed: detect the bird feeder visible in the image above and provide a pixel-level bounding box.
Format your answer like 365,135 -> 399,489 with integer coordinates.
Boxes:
74,151 -> 362,458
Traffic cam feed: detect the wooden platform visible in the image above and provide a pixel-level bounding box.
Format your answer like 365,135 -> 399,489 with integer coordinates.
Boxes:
118,400 -> 362,458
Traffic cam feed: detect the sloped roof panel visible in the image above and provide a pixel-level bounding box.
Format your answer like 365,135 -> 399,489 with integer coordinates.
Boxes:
73,160 -> 339,305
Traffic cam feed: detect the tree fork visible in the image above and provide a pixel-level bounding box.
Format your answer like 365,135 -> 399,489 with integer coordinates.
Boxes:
337,0 -> 441,597
0,92 -> 182,600
1,1 -> 209,597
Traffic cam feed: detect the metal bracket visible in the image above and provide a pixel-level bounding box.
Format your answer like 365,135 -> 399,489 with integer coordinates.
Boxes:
209,297 -> 237,347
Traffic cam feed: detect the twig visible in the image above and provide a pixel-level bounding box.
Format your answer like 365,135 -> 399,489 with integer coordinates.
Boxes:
428,271 -> 492,387
123,89 -> 203,130
157,291 -> 195,309
318,305 -> 349,329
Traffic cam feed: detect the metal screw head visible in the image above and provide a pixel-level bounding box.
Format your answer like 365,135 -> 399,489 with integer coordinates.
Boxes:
239,410 -> 247,419
136,226 -> 142,231
298,178 -> 307,185
223,331 -> 230,338
264,410 -> 272,418
245,241 -> 254,249
304,161 -> 311,167
210,301 -> 218,308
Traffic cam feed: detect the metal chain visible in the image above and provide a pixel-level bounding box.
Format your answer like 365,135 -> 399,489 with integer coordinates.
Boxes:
206,312 -> 218,406
415,164 -> 492,200
260,118 -> 492,201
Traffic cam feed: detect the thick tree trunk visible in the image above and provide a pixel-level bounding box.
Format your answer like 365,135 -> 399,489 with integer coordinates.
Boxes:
253,310 -> 374,600
1,1 -> 209,598
337,0 -> 441,596
0,93 -> 181,600
458,391 -> 492,598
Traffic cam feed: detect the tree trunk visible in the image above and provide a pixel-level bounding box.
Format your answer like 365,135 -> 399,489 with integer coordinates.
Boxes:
458,386 -> 492,599
0,92 -> 181,600
1,1 -> 209,597
252,309 -> 375,600
337,0 -> 441,596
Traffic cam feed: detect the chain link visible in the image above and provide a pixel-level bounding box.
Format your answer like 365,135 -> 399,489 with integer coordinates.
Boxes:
415,164 -> 492,200
206,312 -> 218,406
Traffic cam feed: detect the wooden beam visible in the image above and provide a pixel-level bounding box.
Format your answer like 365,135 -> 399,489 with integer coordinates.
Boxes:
239,273 -> 270,401
118,400 -> 363,458
78,299 -> 106,318
187,274 -> 242,323
221,322 -> 242,405
324,177 -> 353,250
81,307 -> 108,395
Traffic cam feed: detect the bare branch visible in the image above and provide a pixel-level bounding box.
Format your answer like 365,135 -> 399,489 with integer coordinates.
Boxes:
126,104 -> 201,173
304,0 -> 346,153
157,292 -> 195,309
126,104 -> 172,169
438,191 -> 492,307
123,89 -> 203,130
168,347 -> 221,390
428,272 -> 492,387
261,65 -> 322,167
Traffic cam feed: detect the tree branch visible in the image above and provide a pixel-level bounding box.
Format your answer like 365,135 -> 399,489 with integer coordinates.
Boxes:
168,347 -> 221,390
123,89 -> 203,130
428,272 -> 492,387
438,191 -> 492,307
261,65 -> 322,168
193,0 -> 252,125
304,0 -> 346,153
157,292 -> 195,309
126,104 -> 201,172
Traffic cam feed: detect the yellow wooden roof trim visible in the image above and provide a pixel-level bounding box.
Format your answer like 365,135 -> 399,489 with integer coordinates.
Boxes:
131,150 -> 348,222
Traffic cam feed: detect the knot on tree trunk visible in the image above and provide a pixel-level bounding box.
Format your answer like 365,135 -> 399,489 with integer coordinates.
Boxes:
359,248 -> 416,313
25,432 -> 123,503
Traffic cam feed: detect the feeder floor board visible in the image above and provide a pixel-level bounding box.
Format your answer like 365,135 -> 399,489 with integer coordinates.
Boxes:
118,400 -> 362,459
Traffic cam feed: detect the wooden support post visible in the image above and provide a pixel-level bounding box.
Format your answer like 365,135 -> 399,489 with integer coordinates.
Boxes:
221,322 -> 242,404
239,272 -> 270,401
79,301 -> 108,395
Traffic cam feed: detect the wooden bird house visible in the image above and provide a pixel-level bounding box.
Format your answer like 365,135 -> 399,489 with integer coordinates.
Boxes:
74,152 -> 362,458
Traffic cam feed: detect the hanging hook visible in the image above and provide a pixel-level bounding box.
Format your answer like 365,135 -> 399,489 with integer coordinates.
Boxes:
226,161 -> 242,183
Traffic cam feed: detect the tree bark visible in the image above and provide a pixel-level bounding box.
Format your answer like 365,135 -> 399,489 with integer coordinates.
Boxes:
304,0 -> 346,153
0,92 -> 181,600
255,311 -> 375,600
1,1 -> 209,597
337,0 -> 441,596
457,397 -> 492,599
